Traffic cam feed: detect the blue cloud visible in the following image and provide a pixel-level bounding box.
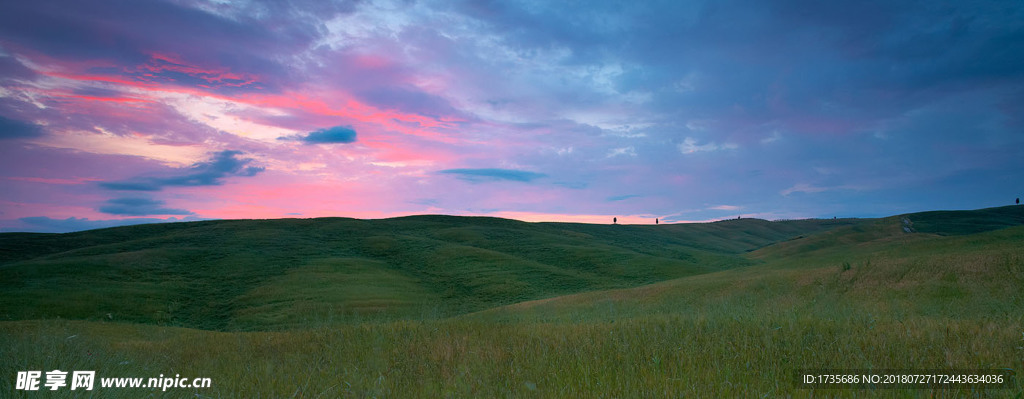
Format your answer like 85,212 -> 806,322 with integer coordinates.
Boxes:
0,115 -> 43,140
99,150 -> 264,191
279,126 -> 357,144
439,168 -> 547,183
97,197 -> 193,216
409,198 -> 440,206
607,194 -> 642,202
6,216 -> 201,233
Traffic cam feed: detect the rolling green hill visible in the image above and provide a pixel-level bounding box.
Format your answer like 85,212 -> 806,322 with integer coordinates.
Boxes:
0,214 -> 856,330
904,205 -> 1024,235
479,207 -> 1024,322
1,206 -> 1022,397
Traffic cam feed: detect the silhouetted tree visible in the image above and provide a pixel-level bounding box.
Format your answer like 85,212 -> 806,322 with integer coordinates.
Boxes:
613,217 -> 617,224
656,218 -> 659,225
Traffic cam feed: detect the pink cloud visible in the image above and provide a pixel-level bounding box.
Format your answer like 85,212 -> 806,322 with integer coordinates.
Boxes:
135,52 -> 263,88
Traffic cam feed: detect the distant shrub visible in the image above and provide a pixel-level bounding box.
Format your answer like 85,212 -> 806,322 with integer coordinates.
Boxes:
841,261 -> 851,272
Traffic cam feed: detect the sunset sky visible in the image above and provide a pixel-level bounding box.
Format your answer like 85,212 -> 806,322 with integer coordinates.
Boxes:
2,0 -> 1023,232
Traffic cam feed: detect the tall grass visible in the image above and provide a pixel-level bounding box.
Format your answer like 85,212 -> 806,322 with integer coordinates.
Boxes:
2,308 -> 1020,397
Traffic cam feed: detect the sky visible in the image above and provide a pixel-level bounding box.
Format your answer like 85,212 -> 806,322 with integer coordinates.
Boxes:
1,0 -> 1023,232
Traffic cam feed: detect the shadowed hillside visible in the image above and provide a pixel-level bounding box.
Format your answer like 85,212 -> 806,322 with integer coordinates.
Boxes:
0,215 -> 856,330
904,205 -> 1024,235
476,207 -> 1024,323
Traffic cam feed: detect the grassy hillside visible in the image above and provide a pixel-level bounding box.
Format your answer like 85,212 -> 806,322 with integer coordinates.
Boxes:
1,206 -> 1022,397
904,204 -> 1024,235
481,210 -> 1024,322
0,215 -> 852,330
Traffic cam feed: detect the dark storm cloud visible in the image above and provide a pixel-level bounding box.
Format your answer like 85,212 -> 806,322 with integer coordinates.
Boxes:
439,168 -> 547,183
451,0 -> 1024,136
99,150 -> 264,191
437,0 -> 1023,219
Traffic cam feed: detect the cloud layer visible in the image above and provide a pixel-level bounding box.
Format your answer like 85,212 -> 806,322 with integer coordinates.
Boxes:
1,0 -> 1022,231
439,168 -> 547,183
98,197 -> 193,216
99,151 -> 263,191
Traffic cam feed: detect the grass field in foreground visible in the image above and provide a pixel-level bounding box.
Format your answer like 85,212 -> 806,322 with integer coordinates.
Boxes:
1,206 -> 1022,397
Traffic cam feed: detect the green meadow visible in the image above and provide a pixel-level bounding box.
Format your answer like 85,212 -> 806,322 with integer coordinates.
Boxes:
1,206 -> 1022,397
